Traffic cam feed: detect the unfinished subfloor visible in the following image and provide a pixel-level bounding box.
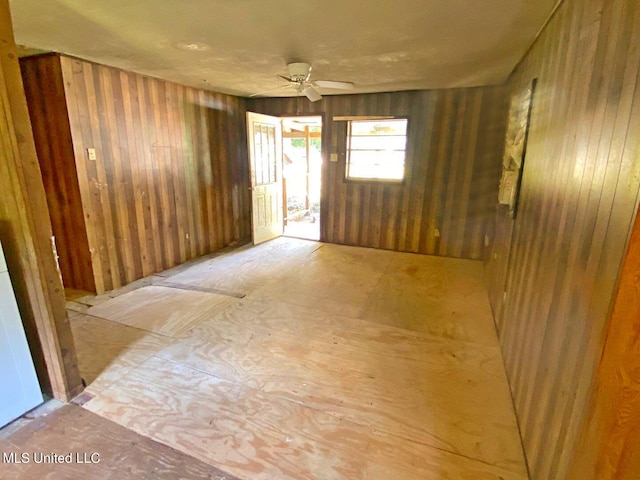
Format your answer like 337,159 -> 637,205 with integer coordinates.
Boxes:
59,238 -> 525,479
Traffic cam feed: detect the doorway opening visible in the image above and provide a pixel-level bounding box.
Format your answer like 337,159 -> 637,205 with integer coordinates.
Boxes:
281,116 -> 322,241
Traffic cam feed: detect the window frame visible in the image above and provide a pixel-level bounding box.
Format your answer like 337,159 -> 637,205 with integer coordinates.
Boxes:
344,117 -> 409,184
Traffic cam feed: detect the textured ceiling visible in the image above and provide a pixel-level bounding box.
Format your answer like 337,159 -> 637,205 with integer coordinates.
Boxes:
9,0 -> 557,98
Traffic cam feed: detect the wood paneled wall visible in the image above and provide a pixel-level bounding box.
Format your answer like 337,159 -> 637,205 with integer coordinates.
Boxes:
251,87 -> 507,260
485,0 -> 640,478
0,2 -> 82,400
20,55 -> 95,292
21,55 -> 252,293
568,208 -> 640,479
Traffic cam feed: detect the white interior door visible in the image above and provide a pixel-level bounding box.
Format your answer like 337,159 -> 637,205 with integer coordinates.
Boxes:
0,241 -> 42,427
246,112 -> 283,244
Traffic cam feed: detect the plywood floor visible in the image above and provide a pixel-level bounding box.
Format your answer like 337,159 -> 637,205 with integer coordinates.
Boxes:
65,238 -> 527,479
0,403 -> 240,479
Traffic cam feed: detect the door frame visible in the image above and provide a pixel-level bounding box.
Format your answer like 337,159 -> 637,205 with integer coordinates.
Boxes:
280,114 -> 324,241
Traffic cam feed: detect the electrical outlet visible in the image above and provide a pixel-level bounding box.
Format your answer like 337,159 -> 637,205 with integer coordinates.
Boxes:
87,148 -> 97,160
434,228 -> 440,238
330,153 -> 338,162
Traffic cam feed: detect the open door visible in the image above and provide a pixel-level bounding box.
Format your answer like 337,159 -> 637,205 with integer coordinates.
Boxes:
246,112 -> 283,244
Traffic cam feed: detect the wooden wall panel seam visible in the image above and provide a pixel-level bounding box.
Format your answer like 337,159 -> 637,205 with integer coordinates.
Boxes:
484,0 -> 640,477
249,87 -> 506,260
23,54 -> 251,294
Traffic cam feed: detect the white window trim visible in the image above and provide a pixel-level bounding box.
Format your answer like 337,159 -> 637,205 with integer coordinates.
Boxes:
345,118 -> 408,183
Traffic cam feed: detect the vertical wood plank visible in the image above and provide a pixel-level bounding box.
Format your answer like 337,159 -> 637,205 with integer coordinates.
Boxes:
0,1 -> 82,400
20,56 -> 95,292
250,86 -> 504,260
23,55 -> 251,293
484,0 -> 640,478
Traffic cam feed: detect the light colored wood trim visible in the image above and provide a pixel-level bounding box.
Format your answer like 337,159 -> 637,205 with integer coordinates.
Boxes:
305,125 -> 311,210
0,0 -> 82,400
282,131 -> 322,138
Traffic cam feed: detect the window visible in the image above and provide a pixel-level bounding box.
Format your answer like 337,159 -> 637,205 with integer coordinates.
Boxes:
252,122 -> 277,185
345,119 -> 408,182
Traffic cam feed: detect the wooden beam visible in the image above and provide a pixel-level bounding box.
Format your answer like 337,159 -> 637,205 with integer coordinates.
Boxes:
0,0 -> 82,400
282,131 -> 322,138
305,125 -> 310,210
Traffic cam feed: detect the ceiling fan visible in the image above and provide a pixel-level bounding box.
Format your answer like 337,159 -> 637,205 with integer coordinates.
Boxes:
250,62 -> 354,102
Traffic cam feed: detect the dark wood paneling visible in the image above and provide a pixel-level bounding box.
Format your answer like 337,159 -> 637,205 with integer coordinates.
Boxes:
485,0 -> 640,478
20,55 -> 95,292
54,56 -> 251,293
251,87 -> 507,260
0,2 -> 82,400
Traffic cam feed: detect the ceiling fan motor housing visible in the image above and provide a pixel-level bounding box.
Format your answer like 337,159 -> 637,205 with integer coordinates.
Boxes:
287,62 -> 311,82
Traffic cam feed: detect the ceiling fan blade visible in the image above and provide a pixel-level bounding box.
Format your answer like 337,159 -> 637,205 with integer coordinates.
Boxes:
249,84 -> 293,98
303,85 -> 322,102
313,80 -> 355,90
277,74 -> 294,83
